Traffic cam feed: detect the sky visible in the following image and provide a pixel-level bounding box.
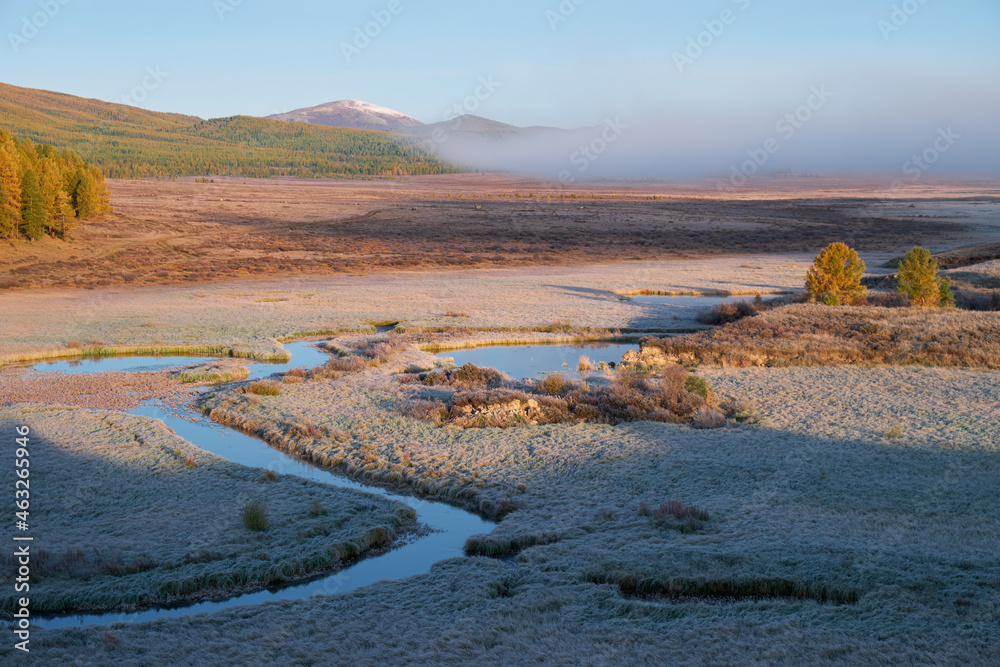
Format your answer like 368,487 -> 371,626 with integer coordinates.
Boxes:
2,0 -> 999,179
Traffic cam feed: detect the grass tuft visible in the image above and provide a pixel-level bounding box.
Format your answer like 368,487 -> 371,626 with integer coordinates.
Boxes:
242,499 -> 269,532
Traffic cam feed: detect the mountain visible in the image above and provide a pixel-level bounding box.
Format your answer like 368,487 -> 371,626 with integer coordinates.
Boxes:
266,102 -> 567,144
267,100 -> 422,132
0,82 -> 453,179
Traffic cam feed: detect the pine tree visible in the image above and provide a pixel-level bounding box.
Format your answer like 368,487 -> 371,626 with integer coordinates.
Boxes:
896,247 -> 941,307
20,168 -> 45,239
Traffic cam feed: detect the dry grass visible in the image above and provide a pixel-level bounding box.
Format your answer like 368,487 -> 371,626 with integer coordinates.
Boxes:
245,380 -> 281,396
640,303 -> 1000,368
172,363 -> 250,385
0,177 -> 982,290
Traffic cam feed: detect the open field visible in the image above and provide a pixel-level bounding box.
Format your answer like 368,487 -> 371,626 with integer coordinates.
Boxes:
0,256 -> 820,364
1,180 -> 999,663
0,404 -> 415,613
1,175 -> 997,289
16,342 -> 1000,664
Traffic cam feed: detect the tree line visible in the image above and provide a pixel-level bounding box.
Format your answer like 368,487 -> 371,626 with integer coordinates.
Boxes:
0,128 -> 110,240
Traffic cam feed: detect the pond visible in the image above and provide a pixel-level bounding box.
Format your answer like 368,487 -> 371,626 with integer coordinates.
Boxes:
437,342 -> 638,380
25,342 -> 332,382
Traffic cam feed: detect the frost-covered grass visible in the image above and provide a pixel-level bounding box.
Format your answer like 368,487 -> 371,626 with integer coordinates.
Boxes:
20,351 -> 1000,664
0,256 -> 820,364
0,405 -> 414,614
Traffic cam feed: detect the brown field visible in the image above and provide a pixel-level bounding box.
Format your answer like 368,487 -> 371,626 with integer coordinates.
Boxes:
1,174 -> 996,289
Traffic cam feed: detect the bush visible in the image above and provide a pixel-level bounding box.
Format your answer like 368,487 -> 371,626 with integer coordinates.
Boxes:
242,499 -> 268,531
697,299 -> 760,325
539,374 -> 572,395
684,375 -> 716,404
805,243 -> 867,305
692,407 -> 726,429
421,364 -> 506,390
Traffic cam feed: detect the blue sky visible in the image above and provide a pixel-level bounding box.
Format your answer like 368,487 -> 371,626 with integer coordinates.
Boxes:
2,0 -> 998,177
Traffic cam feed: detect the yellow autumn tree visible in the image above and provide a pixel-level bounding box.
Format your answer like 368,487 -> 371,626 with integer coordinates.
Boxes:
805,242 -> 867,306
0,143 -> 21,239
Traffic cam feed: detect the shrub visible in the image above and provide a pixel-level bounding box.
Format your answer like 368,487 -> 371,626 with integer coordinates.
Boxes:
421,364 -> 506,390
697,299 -> 760,325
896,247 -> 943,307
692,407 -> 726,429
684,375 -> 716,404
539,374 -> 572,395
805,243 -> 867,305
578,355 -> 592,372
242,499 -> 269,531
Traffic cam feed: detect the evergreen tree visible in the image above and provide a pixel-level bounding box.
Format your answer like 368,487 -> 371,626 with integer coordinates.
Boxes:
20,168 -> 45,239
896,247 -> 942,307
0,146 -> 22,239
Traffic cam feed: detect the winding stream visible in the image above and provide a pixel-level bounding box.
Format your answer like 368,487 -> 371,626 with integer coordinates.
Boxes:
32,342 -> 494,628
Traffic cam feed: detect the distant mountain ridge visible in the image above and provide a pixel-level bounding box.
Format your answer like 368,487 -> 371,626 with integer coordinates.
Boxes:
266,100 -> 422,132
266,100 -> 567,143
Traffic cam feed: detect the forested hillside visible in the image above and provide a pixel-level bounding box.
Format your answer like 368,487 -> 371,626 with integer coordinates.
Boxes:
0,82 -> 454,179
0,129 -> 109,240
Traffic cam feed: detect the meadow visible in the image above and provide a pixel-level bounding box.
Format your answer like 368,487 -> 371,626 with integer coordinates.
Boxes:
1,182 -> 998,664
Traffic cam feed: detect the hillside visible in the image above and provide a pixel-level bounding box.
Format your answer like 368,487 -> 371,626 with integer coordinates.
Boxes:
0,82 -> 453,179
